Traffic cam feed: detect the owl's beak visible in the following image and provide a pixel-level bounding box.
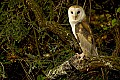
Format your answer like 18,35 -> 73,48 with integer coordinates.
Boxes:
74,16 -> 77,20
75,16 -> 78,20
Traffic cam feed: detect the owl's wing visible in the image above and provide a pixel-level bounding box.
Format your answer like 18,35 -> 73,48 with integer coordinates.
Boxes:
75,20 -> 94,44
75,20 -> 98,57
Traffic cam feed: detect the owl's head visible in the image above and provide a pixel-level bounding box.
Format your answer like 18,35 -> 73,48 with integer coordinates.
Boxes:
68,5 -> 86,25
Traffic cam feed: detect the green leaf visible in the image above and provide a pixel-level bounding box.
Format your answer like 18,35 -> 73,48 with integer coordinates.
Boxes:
117,7 -> 120,13
112,18 -> 117,27
103,27 -> 108,30
37,75 -> 45,80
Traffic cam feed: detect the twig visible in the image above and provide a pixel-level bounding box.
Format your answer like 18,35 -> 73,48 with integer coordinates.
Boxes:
0,62 -> 6,79
20,61 -> 34,80
89,0 -> 92,23
83,0 -> 86,9
101,68 -> 105,80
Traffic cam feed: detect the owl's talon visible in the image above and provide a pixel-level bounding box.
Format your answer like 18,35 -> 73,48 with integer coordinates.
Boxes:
75,53 -> 85,60
80,53 -> 85,60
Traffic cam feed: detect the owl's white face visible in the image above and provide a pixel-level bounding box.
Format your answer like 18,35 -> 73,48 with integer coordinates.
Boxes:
68,6 -> 86,25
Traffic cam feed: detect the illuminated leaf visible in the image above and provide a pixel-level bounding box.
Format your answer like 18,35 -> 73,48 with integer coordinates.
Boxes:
112,18 -> 117,27
117,7 -> 120,13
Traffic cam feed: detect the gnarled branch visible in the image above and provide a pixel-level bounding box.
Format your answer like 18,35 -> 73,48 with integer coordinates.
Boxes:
45,55 -> 120,79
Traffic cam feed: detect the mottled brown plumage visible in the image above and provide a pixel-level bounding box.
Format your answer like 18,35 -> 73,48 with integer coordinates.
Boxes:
75,20 -> 98,57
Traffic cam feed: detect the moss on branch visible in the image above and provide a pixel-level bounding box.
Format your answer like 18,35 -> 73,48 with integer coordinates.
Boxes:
46,56 -> 120,79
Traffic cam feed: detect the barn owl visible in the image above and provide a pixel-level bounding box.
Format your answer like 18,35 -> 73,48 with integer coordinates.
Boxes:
68,5 -> 98,59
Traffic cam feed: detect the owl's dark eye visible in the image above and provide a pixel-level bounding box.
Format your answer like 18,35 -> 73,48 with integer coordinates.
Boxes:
71,11 -> 73,14
77,11 -> 80,14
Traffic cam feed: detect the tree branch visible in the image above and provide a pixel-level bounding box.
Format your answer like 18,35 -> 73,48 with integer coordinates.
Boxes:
45,55 -> 120,79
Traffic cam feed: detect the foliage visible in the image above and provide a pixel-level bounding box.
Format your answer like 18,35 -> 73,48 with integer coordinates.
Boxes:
0,0 -> 74,79
0,0 -> 120,80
